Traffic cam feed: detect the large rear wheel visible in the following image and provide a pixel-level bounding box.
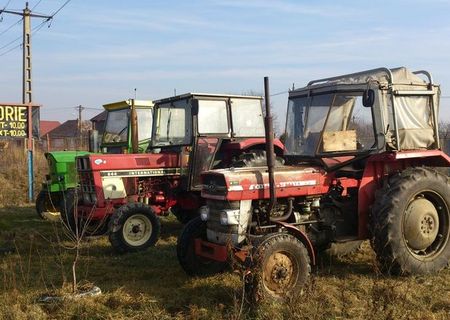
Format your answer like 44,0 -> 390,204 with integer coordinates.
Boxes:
109,202 -> 161,253
177,216 -> 228,276
370,167 -> 450,275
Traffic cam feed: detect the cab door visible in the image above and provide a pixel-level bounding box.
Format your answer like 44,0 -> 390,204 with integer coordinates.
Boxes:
188,99 -> 230,190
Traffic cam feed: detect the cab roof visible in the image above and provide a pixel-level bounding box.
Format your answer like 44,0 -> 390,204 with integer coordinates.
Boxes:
154,92 -> 262,105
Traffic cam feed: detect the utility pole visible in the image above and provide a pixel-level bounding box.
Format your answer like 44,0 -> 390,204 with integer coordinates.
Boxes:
0,2 -> 51,202
0,2 -> 52,104
77,105 -> 84,149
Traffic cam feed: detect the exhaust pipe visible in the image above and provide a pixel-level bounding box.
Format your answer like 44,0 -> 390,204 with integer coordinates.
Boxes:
264,76 -> 276,219
130,99 -> 139,153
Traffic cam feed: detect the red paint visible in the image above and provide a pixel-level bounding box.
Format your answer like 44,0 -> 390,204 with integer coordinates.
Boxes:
194,238 -> 228,262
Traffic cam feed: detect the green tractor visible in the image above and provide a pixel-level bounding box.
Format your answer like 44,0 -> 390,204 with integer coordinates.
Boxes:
36,99 -> 154,220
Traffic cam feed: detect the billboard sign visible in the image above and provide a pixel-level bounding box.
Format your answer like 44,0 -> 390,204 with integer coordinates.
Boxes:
0,104 -> 40,139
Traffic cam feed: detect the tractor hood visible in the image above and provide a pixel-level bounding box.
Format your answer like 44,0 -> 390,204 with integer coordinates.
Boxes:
78,152 -> 180,175
201,165 -> 333,201
46,150 -> 92,164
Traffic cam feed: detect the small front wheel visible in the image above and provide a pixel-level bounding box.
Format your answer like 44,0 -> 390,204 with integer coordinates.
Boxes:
108,202 -> 161,253
247,233 -> 311,302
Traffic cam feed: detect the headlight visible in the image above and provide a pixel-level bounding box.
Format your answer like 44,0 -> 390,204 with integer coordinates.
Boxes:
219,211 -> 228,225
219,209 -> 240,225
200,206 -> 210,221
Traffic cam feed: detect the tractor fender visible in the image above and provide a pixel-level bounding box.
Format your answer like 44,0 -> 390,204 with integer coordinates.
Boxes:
273,220 -> 316,265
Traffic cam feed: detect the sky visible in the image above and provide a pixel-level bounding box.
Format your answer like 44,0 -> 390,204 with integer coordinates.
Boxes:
1,0 -> 450,131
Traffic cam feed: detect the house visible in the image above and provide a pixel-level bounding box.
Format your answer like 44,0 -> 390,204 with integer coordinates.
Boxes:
90,111 -> 107,136
43,119 -> 91,151
39,121 -> 61,138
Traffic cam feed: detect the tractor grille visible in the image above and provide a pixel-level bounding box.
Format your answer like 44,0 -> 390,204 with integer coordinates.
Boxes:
206,200 -> 240,244
76,157 -> 96,205
202,174 -> 228,196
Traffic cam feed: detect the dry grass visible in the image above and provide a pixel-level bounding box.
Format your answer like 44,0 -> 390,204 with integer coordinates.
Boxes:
0,207 -> 448,319
0,145 -> 47,207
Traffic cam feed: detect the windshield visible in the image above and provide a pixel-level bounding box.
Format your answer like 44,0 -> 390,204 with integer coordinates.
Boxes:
231,98 -> 265,137
152,100 -> 192,146
102,108 -> 129,144
285,92 -> 375,156
136,108 -> 153,141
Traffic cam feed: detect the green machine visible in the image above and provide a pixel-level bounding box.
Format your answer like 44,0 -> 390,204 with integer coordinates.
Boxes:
36,99 -> 154,219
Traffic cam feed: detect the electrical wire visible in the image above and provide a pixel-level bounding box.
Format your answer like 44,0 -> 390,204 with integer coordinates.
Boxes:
270,90 -> 288,97
50,0 -> 72,18
0,17 -> 22,36
1,0 -> 12,10
0,0 -> 73,56
31,0 -> 43,10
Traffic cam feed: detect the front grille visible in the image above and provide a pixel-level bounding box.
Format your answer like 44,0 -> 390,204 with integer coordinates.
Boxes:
77,157 -> 96,205
206,200 -> 240,235
202,174 -> 228,196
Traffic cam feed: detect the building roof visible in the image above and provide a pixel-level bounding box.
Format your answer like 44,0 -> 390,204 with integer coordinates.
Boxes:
90,110 -> 107,122
46,120 -> 80,138
40,121 -> 61,137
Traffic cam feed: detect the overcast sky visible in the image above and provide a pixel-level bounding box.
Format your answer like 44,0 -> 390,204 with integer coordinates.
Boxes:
1,0 -> 450,128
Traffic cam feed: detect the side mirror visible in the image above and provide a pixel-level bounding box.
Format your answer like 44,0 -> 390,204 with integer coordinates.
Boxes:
362,89 -> 375,108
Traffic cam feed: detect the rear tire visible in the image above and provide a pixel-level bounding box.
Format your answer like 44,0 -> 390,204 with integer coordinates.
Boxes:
177,217 -> 228,276
247,233 -> 311,302
108,202 -> 161,253
36,190 -> 61,220
171,205 -> 198,224
370,167 -> 450,275
232,150 -> 283,168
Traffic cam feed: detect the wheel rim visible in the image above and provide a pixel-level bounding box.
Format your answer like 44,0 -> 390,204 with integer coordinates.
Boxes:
42,197 -> 61,220
122,214 -> 152,247
262,251 -> 298,297
403,191 -> 450,261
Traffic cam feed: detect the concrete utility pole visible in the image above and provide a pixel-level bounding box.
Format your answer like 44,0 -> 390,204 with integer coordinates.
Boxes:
0,2 -> 52,104
0,2 -> 51,202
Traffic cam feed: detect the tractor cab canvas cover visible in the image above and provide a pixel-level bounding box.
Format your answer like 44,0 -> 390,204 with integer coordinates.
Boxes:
307,67 -> 440,151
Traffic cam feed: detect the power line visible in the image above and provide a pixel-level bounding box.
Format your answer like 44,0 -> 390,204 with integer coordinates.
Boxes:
1,0 -> 12,10
0,17 -> 22,36
0,41 -> 19,56
31,0 -> 43,11
50,0 -> 72,18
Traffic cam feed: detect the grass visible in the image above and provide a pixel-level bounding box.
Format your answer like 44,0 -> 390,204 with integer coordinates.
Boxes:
0,207 -> 449,319
0,145 -> 47,207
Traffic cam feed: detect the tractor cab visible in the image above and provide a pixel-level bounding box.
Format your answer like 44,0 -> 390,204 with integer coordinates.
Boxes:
101,99 -> 154,154
151,93 -> 282,191
284,67 -> 440,170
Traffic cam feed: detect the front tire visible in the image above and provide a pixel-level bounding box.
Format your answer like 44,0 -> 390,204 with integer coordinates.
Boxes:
108,202 -> 161,253
247,233 -> 311,302
370,167 -> 450,275
177,217 -> 228,276
36,190 -> 61,220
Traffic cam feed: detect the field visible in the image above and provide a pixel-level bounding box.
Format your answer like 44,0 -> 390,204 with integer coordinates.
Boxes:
0,206 -> 449,320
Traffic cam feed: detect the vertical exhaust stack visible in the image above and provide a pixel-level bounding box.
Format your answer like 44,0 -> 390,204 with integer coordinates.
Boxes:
264,76 -> 276,218
130,99 -> 139,153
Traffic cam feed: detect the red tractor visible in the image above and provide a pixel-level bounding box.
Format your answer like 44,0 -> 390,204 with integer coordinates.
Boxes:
178,68 -> 450,301
64,93 -> 284,253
